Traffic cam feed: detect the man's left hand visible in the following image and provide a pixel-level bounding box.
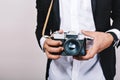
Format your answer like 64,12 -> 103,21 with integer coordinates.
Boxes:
74,30 -> 114,60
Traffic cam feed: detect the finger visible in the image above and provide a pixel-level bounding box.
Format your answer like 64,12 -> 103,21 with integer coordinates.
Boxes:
79,48 -> 95,60
45,45 -> 64,53
45,50 -> 61,60
58,29 -> 64,34
89,45 -> 99,55
81,30 -> 95,38
77,46 -> 97,60
73,50 -> 90,60
82,39 -> 100,59
45,39 -> 62,47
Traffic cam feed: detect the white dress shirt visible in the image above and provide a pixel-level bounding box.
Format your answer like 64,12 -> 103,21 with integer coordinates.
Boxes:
40,0 -> 120,80
48,0 -> 105,80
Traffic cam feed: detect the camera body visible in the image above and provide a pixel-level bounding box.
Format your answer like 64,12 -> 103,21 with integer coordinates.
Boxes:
52,31 -> 86,56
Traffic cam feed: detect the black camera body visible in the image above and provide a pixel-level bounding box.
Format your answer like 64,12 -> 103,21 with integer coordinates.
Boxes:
52,31 -> 86,56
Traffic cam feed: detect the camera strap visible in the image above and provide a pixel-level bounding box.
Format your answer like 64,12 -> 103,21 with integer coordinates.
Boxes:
42,0 -> 54,36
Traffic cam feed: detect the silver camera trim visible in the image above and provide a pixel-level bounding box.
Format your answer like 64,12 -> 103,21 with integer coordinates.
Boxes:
53,31 -> 85,40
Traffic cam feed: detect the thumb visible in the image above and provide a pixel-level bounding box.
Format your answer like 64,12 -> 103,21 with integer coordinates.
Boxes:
58,29 -> 64,34
81,30 -> 95,38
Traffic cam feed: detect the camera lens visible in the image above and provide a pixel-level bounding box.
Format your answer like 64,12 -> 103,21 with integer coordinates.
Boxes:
68,42 -> 76,50
63,39 -> 81,56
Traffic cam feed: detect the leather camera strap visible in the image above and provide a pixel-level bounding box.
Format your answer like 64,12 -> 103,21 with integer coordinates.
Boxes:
42,0 -> 53,36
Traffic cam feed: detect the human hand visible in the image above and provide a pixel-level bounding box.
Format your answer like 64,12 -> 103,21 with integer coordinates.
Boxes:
43,30 -> 64,60
74,30 -> 114,60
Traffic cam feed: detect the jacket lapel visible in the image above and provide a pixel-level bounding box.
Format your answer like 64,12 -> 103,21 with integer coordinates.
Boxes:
91,0 -> 96,17
53,0 -> 60,27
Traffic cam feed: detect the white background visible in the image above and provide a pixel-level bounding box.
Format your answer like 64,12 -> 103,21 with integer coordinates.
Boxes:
0,0 -> 120,80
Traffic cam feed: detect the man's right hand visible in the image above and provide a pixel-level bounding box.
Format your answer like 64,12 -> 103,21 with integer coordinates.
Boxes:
43,38 -> 63,60
43,29 -> 64,60
43,30 -> 64,59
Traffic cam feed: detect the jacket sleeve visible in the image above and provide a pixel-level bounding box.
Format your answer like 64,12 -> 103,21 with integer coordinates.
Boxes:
112,0 -> 120,30
111,0 -> 120,46
35,0 -> 52,48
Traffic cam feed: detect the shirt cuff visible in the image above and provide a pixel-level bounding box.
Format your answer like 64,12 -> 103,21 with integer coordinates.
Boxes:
107,29 -> 120,47
40,37 -> 46,50
107,29 -> 120,40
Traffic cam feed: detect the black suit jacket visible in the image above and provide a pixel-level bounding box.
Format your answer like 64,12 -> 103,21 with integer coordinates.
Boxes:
35,0 -> 120,80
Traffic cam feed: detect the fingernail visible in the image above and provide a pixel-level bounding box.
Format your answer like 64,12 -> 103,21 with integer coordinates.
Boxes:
61,47 -> 64,51
59,41 -> 62,45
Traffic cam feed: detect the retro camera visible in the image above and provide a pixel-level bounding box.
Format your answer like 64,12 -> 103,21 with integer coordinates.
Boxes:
52,31 -> 86,56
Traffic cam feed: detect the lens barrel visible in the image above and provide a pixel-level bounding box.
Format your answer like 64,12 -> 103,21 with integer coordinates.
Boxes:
63,39 -> 81,56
